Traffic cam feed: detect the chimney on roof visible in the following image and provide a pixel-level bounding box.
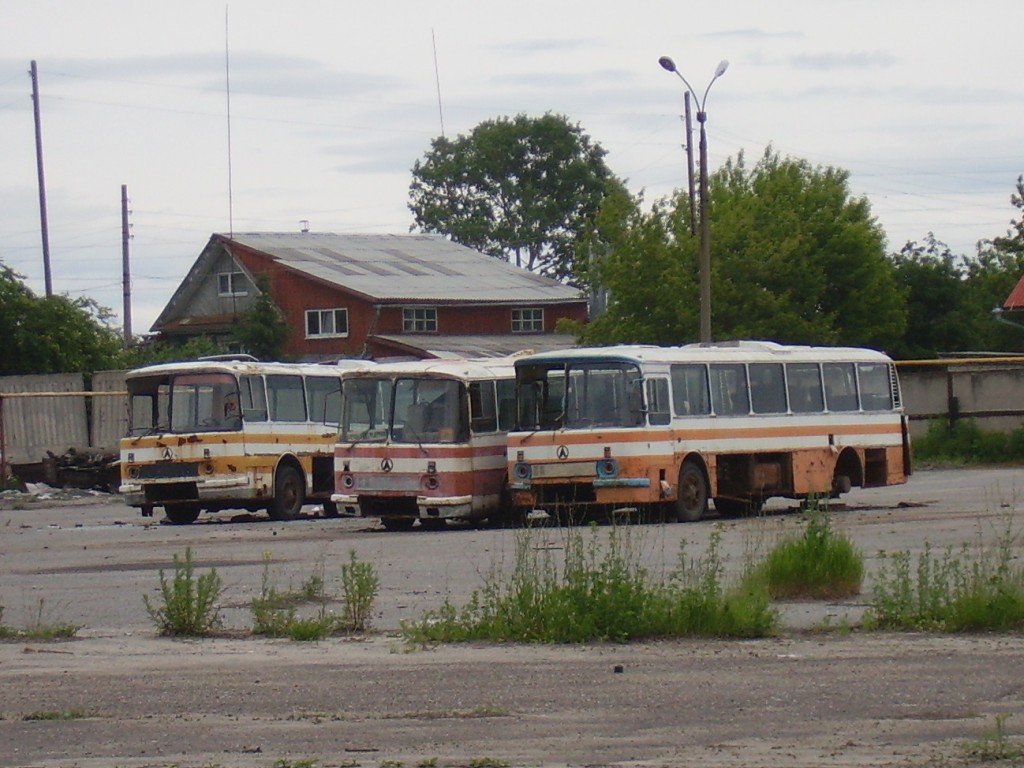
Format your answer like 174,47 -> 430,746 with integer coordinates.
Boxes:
300,220 -> 310,233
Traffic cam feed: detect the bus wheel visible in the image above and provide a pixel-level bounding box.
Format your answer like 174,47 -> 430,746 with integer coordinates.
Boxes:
675,462 -> 708,522
381,516 -> 414,532
164,504 -> 200,525
321,500 -> 340,518
269,466 -> 304,520
418,518 -> 446,531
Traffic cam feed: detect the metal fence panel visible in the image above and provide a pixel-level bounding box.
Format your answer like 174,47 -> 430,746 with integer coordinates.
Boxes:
0,373 -> 87,464
91,370 -> 129,451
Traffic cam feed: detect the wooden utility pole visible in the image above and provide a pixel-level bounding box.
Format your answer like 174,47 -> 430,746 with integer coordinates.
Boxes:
121,185 -> 133,345
30,60 -> 53,297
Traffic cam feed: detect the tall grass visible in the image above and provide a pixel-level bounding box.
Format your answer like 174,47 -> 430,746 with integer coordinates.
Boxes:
403,523 -> 777,643
866,521 -> 1024,631
751,505 -> 864,600
143,547 -> 223,636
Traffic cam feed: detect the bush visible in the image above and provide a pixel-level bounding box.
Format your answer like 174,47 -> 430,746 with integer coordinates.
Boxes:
913,418 -> 1024,465
143,547 -> 223,636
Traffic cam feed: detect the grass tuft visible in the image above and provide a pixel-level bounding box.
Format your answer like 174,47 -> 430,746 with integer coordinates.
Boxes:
143,547 -> 223,636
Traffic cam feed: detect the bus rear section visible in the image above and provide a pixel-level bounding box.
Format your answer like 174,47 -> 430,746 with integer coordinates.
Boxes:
508,343 -> 911,523
333,358 -> 516,530
119,359 -> 365,524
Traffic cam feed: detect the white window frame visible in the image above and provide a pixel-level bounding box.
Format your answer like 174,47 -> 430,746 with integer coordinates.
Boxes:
217,271 -> 247,297
512,307 -> 544,333
305,308 -> 349,339
403,306 -> 438,333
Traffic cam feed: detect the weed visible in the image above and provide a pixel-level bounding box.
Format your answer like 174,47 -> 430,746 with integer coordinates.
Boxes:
467,759 -> 510,768
417,759 -> 438,768
964,714 -> 1024,762
340,549 -> 379,633
751,504 -> 864,600
143,547 -> 223,636
272,760 -> 318,768
23,709 -> 87,721
866,520 -> 1024,631
0,601 -> 80,641
403,522 -> 777,643
379,760 -> 403,768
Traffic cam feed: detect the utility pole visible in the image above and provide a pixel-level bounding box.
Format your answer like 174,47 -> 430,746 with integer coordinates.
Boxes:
121,185 -> 133,345
30,60 -> 53,297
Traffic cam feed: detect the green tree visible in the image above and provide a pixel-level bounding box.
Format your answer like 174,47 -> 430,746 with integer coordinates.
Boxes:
409,113 -> 621,281
586,148 -> 906,349
231,274 -> 290,361
888,235 -> 973,358
0,265 -> 122,375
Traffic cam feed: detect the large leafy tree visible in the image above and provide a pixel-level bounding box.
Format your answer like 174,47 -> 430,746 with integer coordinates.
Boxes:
585,148 -> 906,350
0,265 -> 122,375
409,113 -> 620,281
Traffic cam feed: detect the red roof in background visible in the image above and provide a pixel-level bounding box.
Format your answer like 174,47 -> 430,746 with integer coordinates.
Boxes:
1005,274 -> 1024,310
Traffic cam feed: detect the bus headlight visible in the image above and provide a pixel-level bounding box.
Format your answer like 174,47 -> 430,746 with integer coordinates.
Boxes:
341,474 -> 355,489
513,462 -> 532,481
424,475 -> 440,491
596,458 -> 620,479
127,465 -> 140,480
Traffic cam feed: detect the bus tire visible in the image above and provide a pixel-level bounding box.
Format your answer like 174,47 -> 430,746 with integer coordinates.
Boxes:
674,461 -> 708,522
269,465 -> 304,521
321,500 -> 340,518
164,504 -> 200,525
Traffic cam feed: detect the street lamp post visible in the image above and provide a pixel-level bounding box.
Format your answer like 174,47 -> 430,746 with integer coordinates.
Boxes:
659,55 -> 728,344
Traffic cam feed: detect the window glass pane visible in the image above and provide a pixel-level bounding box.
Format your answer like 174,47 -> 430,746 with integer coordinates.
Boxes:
786,363 -> 824,413
670,364 -> 711,415
469,380 -> 497,433
169,374 -> 239,432
392,379 -> 464,443
823,363 -> 859,411
306,311 -> 321,336
858,363 -> 893,411
749,363 -> 787,414
266,375 -> 307,421
341,378 -> 391,441
320,310 -> 335,335
646,378 -> 671,425
710,364 -> 750,416
307,376 -> 342,424
334,309 -> 348,335
496,379 -> 516,431
239,375 -> 267,422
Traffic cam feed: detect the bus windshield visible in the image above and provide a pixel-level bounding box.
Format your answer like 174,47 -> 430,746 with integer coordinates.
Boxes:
517,361 -> 644,430
341,377 -> 467,444
169,373 -> 241,433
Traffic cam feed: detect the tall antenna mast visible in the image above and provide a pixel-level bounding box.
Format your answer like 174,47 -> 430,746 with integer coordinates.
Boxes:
225,5 -> 234,237
431,29 -> 445,138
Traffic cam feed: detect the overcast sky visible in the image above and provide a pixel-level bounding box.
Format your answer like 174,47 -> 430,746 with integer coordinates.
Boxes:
2,0 -> 1022,334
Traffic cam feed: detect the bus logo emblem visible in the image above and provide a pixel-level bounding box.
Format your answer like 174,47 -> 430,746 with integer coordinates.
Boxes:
381,458 -> 394,473
557,445 -> 569,460
162,447 -> 173,460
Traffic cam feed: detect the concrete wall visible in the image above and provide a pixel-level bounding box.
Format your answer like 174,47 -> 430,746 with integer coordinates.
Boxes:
897,360 -> 1024,438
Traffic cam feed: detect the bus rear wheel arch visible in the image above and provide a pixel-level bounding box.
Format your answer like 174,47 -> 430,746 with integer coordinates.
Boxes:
269,464 -> 305,521
164,503 -> 201,525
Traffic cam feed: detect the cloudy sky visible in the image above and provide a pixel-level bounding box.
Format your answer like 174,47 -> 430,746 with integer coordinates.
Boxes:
1,0 -> 1022,334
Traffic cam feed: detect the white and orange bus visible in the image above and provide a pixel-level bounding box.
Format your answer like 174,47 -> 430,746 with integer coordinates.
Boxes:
333,357 -> 517,530
120,357 -> 371,524
508,341 -> 911,522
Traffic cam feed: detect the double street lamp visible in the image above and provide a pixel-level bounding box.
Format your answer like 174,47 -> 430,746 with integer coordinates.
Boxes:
658,55 -> 728,344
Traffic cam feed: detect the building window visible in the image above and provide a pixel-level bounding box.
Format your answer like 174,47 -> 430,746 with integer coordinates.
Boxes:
306,308 -> 349,338
218,271 -> 247,297
403,307 -> 437,332
512,307 -> 544,332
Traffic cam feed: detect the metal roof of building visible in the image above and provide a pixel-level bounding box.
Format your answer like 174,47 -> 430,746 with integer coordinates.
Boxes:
370,333 -> 579,360
225,232 -> 584,304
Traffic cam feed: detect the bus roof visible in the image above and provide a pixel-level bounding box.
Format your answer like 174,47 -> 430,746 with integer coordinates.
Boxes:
342,356 -> 518,382
125,358 -> 375,380
513,341 -> 894,368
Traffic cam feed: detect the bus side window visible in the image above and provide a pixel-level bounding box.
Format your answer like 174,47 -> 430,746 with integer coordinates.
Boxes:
823,363 -> 859,412
749,363 -> 786,414
646,378 -> 671,425
670,364 -> 710,416
469,380 -> 498,433
710,363 -> 750,416
496,379 -> 516,432
857,363 -> 894,411
266,374 -> 307,421
239,375 -> 268,422
786,363 -> 824,413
